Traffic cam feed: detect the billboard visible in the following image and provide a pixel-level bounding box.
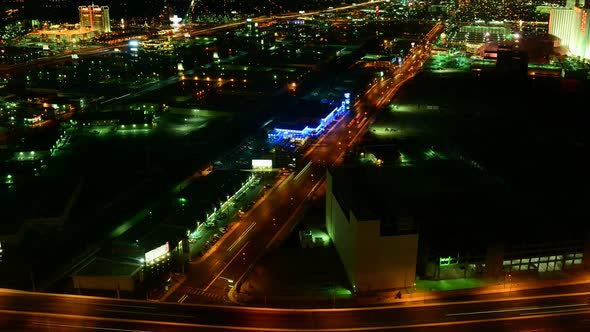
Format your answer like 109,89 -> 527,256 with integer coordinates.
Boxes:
145,242 -> 169,264
252,159 -> 272,170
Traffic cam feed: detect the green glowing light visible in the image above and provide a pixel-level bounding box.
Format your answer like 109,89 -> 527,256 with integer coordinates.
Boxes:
333,287 -> 352,296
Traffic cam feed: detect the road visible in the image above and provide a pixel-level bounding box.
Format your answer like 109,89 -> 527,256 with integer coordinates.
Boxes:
0,46 -> 126,75
162,23 -> 443,305
2,287 -> 590,331
3,14 -> 589,332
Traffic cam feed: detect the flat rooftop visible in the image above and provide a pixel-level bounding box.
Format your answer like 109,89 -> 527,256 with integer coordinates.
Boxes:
0,177 -> 81,235
329,159 -> 523,245
331,159 -> 503,221
74,256 -> 143,277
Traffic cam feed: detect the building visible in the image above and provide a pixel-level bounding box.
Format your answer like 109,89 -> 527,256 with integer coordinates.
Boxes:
79,4 -> 111,33
267,93 -> 350,144
72,256 -> 144,295
26,28 -> 96,44
326,165 -> 420,292
549,0 -> 590,59
326,159 -> 590,293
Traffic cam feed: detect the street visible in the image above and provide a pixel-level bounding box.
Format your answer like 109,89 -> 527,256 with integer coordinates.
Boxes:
2,287 -> 590,331
163,22 -> 443,306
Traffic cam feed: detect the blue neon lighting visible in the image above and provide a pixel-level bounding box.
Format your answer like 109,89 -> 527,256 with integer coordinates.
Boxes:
269,94 -> 351,143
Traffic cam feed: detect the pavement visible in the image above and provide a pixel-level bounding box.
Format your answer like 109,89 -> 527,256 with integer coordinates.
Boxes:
158,173 -> 285,302
224,269 -> 590,308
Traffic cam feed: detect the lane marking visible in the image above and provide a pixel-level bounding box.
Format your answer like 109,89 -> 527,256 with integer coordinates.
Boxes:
520,304 -> 589,316
32,322 -> 149,332
96,308 -> 194,318
205,242 -> 250,292
447,306 -> 541,316
10,306 -> 590,331
177,294 -> 188,303
71,302 -> 155,310
228,223 -> 256,253
447,303 -> 588,316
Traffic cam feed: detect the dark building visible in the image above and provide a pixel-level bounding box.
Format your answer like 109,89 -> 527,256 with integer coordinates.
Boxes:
496,46 -> 529,76
327,158 -> 590,292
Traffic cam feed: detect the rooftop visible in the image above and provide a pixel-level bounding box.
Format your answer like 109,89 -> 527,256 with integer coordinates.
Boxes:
329,159 -> 514,242
74,256 -> 143,277
0,176 -> 82,235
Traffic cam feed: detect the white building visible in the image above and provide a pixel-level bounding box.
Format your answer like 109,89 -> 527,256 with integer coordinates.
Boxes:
549,0 -> 590,59
326,168 -> 419,293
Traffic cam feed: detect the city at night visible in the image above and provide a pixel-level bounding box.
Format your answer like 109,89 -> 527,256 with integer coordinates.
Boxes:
1,0 -> 589,331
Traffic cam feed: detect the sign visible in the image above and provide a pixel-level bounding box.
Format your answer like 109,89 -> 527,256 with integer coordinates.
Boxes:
252,159 -> 272,170
145,242 -> 169,263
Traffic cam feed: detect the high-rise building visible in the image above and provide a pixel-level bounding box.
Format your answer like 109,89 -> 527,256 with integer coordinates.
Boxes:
549,0 -> 590,59
79,5 -> 111,33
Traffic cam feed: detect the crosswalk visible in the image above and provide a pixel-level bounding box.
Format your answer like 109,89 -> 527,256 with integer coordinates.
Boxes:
176,286 -> 228,303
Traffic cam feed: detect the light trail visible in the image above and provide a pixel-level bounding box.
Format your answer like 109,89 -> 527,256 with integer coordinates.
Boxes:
96,308 -> 195,318
293,161 -> 312,182
32,322 -> 149,332
9,306 -> 590,332
227,223 -> 256,253
205,242 -> 250,292
447,303 -> 587,316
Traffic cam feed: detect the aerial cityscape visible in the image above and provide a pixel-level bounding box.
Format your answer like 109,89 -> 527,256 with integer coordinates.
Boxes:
1,0 -> 589,331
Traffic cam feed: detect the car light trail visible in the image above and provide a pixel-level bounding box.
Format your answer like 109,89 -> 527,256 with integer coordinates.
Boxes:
205,242 -> 250,292
227,223 -> 256,253
447,303 -> 588,316
519,304 -> 589,316
32,322 -> 149,332
293,161 -> 312,182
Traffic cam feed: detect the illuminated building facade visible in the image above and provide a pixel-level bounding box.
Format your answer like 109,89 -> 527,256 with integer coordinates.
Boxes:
79,4 -> 111,33
549,1 -> 590,59
268,93 -> 350,143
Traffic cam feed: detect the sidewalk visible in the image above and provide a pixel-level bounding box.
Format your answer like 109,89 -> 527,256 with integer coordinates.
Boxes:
230,269 -> 590,308
370,269 -> 590,306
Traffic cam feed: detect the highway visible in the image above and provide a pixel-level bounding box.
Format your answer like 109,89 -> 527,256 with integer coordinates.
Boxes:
2,287 -> 590,331
1,20 -> 590,332
160,23 -> 442,306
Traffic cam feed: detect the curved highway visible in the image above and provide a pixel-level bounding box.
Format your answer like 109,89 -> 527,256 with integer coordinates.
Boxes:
2,288 -> 590,331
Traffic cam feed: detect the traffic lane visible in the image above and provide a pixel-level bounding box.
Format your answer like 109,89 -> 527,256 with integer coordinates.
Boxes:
184,175 -> 298,264
381,312 -> 590,332
5,309 -> 590,332
426,282 -> 590,304
2,310 -> 251,332
182,175 -> 313,292
0,296 -> 320,330
216,173 -> 321,291
307,293 -> 590,328
3,290 -> 590,330
156,292 -> 590,329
